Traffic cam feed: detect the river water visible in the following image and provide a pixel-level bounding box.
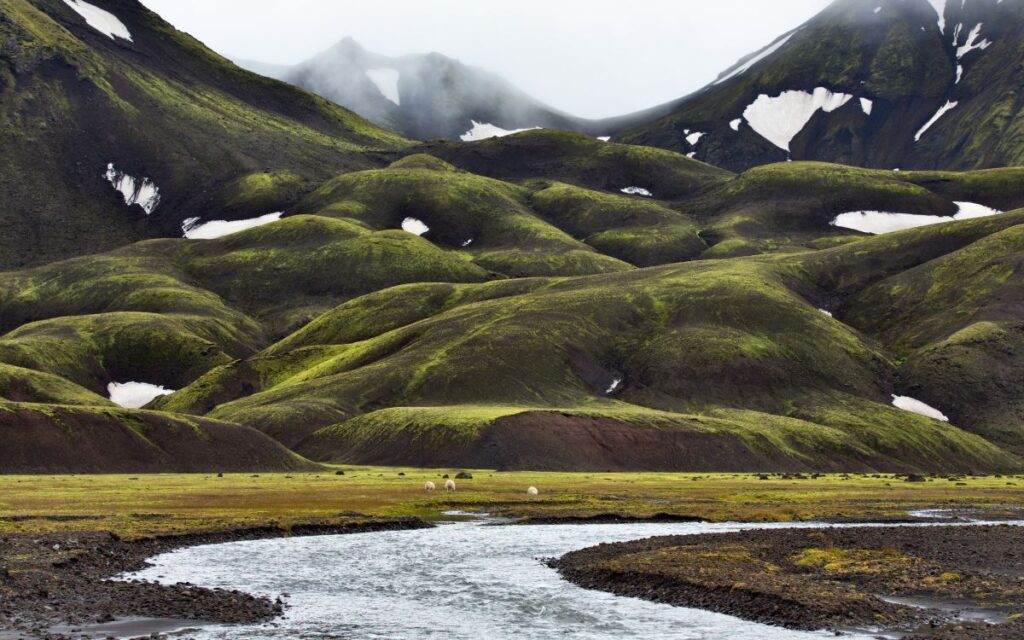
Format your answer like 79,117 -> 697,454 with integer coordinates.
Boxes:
122,517 -> 891,640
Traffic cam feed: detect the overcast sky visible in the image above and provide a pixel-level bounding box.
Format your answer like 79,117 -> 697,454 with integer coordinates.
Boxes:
141,0 -> 831,119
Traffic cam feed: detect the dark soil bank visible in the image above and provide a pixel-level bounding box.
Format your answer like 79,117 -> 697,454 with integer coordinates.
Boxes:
553,525 -> 1024,639
0,518 -> 430,639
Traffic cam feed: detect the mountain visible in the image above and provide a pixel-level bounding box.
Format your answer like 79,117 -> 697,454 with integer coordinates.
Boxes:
608,0 -> 1024,172
4,1 -> 1024,474
0,0 -> 408,269
237,37 -> 595,142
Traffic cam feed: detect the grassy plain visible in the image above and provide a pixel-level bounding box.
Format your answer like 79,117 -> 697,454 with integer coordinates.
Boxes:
2,469 -> 1022,538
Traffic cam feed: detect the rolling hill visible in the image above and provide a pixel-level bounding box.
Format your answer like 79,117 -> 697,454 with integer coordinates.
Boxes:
4,124 -> 1023,471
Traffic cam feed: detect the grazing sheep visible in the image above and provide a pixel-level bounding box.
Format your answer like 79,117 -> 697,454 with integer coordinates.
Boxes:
527,486 -> 539,496
424,481 -> 436,492
445,479 -> 456,492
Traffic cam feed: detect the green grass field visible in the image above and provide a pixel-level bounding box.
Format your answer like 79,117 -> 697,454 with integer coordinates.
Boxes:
2,469 -> 1022,538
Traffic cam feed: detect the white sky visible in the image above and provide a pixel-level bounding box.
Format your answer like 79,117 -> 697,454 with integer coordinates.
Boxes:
141,0 -> 831,119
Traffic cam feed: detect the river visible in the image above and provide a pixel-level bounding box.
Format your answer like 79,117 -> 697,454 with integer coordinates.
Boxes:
121,516 -> 892,639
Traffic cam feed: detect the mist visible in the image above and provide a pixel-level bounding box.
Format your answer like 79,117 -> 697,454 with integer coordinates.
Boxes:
140,0 -> 831,119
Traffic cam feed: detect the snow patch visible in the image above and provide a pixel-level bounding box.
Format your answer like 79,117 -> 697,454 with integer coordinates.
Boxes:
461,238 -> 474,247
365,68 -> 401,105
831,201 -> 1002,234
180,217 -> 201,234
605,377 -> 623,395
729,118 -> 742,131
818,309 -> 834,317
460,121 -> 540,142
104,163 -> 160,214
597,136 -> 611,142
108,382 -> 174,409
955,23 -> 992,59
714,32 -> 795,85
620,186 -> 653,197
62,0 -> 132,41
402,217 -> 430,236
953,201 -> 1002,219
183,212 -> 283,240
892,395 -> 949,422
743,87 -> 853,151
926,0 -> 947,32
914,100 -> 958,142
956,64 -> 964,84
860,97 -> 874,116
686,131 -> 705,146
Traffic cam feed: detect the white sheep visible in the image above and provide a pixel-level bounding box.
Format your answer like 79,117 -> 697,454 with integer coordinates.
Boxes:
445,479 -> 456,492
424,481 -> 436,492
527,486 -> 539,496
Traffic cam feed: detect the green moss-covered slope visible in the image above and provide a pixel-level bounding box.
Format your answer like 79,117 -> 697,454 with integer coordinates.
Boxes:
607,0 -> 1024,172
0,0 -> 410,268
147,212 -> 1024,472
419,130 -> 732,200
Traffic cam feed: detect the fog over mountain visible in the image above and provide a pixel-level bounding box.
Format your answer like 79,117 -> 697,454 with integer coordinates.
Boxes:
140,0 -> 830,119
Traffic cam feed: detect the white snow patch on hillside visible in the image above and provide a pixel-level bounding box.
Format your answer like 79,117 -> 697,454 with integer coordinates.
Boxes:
956,23 -> 992,59
62,0 -> 132,41
892,395 -> 949,422
831,201 -> 1002,234
621,186 -> 653,197
926,0 -> 947,32
104,164 -> 160,214
714,32 -> 795,85
605,377 -> 623,395
953,201 -> 1002,219
730,118 -> 742,131
956,64 -> 964,83
914,100 -> 958,141
597,136 -> 611,142
460,121 -> 540,142
181,217 -> 201,234
860,98 -> 874,115
184,212 -> 283,239
108,382 -> 174,409
402,217 -> 430,236
365,68 -> 401,105
686,131 -> 705,146
819,309 -> 834,317
832,212 -> 946,234
743,87 -> 853,151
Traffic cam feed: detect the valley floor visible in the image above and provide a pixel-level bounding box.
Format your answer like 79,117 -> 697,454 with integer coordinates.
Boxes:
2,470 -> 1022,639
3,469 -> 1024,537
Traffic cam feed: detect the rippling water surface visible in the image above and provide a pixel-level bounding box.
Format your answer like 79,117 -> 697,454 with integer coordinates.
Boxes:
126,519 -> 880,640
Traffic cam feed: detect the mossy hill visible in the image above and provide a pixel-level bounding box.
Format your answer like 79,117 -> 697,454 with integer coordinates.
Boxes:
607,0 -> 1024,172
0,0 -> 409,268
3,1 -> 1024,474
4,132 -> 1024,472
144,211 -> 1024,473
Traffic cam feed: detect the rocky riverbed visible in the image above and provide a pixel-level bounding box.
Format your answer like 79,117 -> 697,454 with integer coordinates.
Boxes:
554,524 -> 1024,639
0,518 -> 430,639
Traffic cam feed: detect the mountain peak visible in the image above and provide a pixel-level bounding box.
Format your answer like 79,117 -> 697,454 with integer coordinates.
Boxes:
334,36 -> 364,52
